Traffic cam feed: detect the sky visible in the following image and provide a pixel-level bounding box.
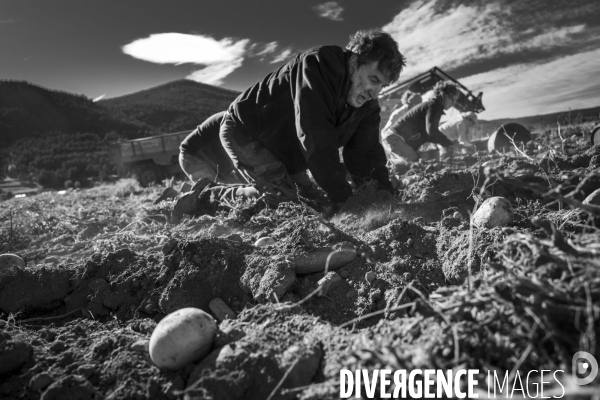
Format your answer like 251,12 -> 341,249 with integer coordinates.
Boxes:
1,0 -> 599,120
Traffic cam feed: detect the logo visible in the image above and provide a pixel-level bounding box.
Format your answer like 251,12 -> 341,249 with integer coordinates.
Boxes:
572,351 -> 598,385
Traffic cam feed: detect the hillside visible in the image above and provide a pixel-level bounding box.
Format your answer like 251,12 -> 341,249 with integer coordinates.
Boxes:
479,105 -> 600,136
0,80 -> 152,149
99,79 -> 240,133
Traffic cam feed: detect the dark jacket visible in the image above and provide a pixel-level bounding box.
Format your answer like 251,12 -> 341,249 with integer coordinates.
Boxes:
389,98 -> 454,150
227,45 -> 392,203
179,111 -> 235,172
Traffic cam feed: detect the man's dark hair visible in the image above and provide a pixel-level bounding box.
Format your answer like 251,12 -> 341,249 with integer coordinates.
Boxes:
433,81 -> 460,99
346,29 -> 406,83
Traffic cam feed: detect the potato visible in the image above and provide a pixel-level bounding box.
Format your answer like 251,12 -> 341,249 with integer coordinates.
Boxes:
149,307 -> 217,370
472,197 -> 513,229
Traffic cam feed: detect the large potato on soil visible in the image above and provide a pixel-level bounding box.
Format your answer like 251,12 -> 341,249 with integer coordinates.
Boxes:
149,307 -> 217,370
472,197 -> 513,229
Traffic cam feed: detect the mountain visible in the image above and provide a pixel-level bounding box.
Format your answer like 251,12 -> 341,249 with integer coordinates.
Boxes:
0,80 -> 152,149
99,79 -> 240,133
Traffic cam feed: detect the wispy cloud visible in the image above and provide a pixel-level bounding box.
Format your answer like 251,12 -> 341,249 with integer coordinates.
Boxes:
256,41 -> 278,57
382,0 -> 600,118
270,49 -> 293,64
122,33 -> 249,85
92,94 -> 106,102
0,19 -> 14,24
312,1 -> 344,22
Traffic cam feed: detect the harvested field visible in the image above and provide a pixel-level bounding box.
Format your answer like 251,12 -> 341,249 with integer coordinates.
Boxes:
1,123 -> 600,399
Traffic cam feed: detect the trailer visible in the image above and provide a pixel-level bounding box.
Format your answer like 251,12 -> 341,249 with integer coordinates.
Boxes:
108,130 -> 192,187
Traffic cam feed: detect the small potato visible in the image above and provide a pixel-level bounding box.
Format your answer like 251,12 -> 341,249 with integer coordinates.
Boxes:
472,197 -> 513,229
149,307 -> 217,370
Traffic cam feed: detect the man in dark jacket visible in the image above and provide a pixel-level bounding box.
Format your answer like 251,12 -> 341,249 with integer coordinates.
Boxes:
178,111 -> 242,184
172,29 -> 405,223
381,81 -> 459,163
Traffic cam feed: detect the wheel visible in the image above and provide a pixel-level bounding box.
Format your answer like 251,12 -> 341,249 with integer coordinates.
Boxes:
134,164 -> 165,187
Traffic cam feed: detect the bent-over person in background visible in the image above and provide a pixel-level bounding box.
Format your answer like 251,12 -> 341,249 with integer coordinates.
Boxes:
438,111 -> 479,159
381,81 -> 459,165
381,91 -> 422,135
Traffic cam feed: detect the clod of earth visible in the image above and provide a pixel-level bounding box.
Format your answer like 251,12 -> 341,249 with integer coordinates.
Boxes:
149,307 -> 217,370
472,196 -> 514,228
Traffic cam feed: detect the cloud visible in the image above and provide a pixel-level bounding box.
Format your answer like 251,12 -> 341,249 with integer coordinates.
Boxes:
186,60 -> 245,85
270,49 -> 293,64
256,41 -> 278,57
312,1 -> 344,22
92,94 -> 106,102
382,1 -> 597,78
0,19 -> 14,24
461,48 -> 600,120
381,0 -> 600,118
122,33 -> 249,84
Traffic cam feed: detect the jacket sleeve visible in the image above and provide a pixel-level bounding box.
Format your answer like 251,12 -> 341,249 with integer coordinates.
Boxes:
343,105 -> 393,193
426,103 -> 454,147
292,50 -> 353,203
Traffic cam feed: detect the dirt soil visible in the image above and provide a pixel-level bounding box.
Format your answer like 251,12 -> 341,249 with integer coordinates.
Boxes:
1,123 -> 600,399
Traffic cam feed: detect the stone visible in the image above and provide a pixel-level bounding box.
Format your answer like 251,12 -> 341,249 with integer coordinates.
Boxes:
131,339 -> 149,352
209,298 -> 237,321
472,197 -> 513,229
365,271 -> 376,284
224,233 -> 243,242
0,339 -> 32,375
254,237 -> 276,247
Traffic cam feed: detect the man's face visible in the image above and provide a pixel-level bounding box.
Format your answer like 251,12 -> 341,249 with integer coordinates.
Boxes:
347,57 -> 391,108
443,92 -> 460,110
